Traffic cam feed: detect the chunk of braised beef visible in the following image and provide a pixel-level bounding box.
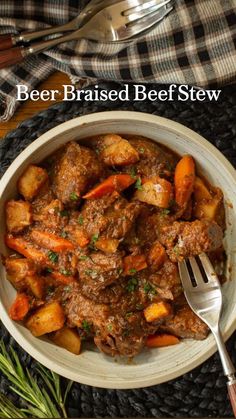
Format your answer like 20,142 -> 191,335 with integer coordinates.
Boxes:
123,136 -> 177,178
161,303 -> 209,340
159,220 -> 223,262
78,251 -> 123,293
52,142 -> 104,207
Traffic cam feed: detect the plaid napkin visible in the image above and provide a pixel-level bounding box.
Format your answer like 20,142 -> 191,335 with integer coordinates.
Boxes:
0,0 -> 235,122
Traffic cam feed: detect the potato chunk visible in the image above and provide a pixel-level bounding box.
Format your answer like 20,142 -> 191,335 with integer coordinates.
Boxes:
135,177 -> 172,208
98,134 -> 139,166
6,200 -> 32,233
50,327 -> 81,355
26,301 -> 65,336
26,275 -> 44,299
5,257 -> 36,288
18,165 -> 48,200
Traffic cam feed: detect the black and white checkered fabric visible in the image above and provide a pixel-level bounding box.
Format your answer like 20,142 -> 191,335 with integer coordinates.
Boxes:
0,0 -> 235,121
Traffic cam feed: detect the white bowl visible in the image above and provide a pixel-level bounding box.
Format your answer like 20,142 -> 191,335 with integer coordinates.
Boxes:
0,111 -> 236,389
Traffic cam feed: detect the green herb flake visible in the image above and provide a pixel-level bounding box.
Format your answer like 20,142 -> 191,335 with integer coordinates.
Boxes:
89,233 -> 99,249
45,267 -> 53,274
107,324 -> 113,332
126,312 -> 133,319
126,277 -> 138,292
60,231 -> 68,238
60,269 -> 72,276
161,208 -> 170,216
139,147 -> 145,154
85,269 -> 98,278
70,192 -> 79,201
173,245 -> 180,256
135,177 -> 143,191
82,320 -> 91,333
118,267 -> 123,275
130,167 -> 137,179
47,285 -> 55,295
78,215 -> 84,225
63,285 -> 72,292
144,282 -> 156,295
129,268 -> 137,274
60,209 -> 69,217
79,255 -> 88,261
136,303 -> 144,311
48,250 -> 58,264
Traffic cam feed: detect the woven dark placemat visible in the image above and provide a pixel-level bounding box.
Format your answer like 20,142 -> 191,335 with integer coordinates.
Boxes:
0,82 -> 236,418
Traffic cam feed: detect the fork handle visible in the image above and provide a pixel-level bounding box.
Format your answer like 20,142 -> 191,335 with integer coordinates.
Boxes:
212,328 -> 236,416
228,381 -> 236,417
0,34 -> 15,51
0,46 -> 25,69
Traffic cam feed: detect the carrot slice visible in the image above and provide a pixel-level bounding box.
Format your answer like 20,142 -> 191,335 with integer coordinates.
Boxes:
123,254 -> 147,276
174,155 -> 195,207
50,271 -> 77,285
9,293 -> 30,321
83,174 -> 135,199
144,302 -> 172,322
146,334 -> 180,348
30,230 -> 74,252
5,235 -> 47,263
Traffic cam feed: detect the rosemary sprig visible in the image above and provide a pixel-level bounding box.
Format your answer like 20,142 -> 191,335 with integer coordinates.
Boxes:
0,340 -> 73,418
0,394 -> 27,418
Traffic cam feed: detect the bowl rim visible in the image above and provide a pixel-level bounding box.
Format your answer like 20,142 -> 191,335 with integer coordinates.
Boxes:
0,110 -> 236,389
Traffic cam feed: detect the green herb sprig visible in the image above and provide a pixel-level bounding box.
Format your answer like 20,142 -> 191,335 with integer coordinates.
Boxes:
0,340 -> 72,418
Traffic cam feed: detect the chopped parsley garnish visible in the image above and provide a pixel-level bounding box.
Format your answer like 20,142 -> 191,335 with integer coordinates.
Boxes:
79,255 -> 88,261
126,312 -> 133,318
144,282 -> 157,295
89,233 -> 99,249
82,320 -> 91,333
173,245 -> 180,255
129,268 -> 137,274
48,250 -> 58,264
118,267 -> 123,275
135,177 -> 143,191
139,147 -> 145,154
70,192 -> 79,201
136,303 -> 144,311
78,215 -> 84,225
60,210 -> 69,217
45,267 -> 53,274
64,285 -> 72,292
107,324 -> 113,332
60,269 -> 72,276
126,277 -> 138,292
130,167 -> 137,179
60,231 -> 68,238
47,285 -> 55,295
161,209 -> 170,216
85,269 -> 98,278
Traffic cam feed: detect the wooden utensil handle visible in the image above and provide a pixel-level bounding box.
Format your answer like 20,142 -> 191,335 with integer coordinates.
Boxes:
0,34 -> 15,51
228,382 -> 236,417
0,47 -> 24,69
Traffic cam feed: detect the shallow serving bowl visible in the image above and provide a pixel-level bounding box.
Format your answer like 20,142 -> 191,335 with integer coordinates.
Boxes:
0,111 -> 236,389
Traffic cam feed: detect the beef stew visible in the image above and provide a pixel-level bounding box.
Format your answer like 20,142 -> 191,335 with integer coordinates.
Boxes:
3,134 -> 225,357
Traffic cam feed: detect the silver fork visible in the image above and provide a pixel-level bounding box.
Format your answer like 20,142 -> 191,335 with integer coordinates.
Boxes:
0,0 -> 174,69
178,253 -> 236,416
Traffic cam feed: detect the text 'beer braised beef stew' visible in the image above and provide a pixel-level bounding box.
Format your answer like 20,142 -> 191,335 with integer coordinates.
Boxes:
3,134 -> 226,357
